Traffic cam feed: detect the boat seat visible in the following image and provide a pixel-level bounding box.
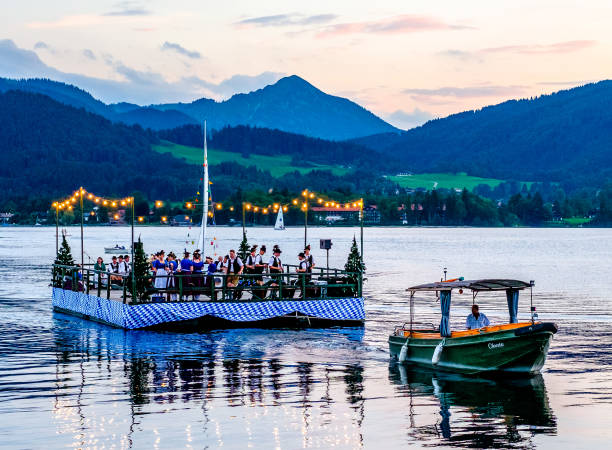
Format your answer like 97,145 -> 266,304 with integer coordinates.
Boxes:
404,322 -> 535,338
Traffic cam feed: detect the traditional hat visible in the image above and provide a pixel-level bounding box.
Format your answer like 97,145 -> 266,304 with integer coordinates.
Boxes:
298,252 -> 305,258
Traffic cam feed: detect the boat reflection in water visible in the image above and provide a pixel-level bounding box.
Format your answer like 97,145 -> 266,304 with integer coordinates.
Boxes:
388,363 -> 557,447
50,314 -> 368,448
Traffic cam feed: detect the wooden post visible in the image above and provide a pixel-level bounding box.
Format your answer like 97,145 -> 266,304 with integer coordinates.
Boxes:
55,206 -> 59,255
130,197 -> 135,301
304,204 -> 308,249
360,198 -> 364,258
242,203 -> 246,235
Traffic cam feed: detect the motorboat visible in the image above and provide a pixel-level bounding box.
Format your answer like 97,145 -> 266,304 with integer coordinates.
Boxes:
389,279 -> 557,375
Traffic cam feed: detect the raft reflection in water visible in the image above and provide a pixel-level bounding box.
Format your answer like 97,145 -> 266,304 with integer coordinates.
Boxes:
388,363 -> 557,447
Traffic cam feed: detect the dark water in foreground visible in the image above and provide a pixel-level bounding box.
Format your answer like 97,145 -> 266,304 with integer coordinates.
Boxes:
1,226 -> 611,448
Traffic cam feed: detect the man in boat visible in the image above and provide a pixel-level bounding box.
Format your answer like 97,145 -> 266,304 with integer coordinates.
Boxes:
107,256 -> 122,284
226,249 -> 243,288
244,246 -> 258,283
466,304 -> 490,330
304,245 -> 315,276
297,252 -> 309,298
254,245 -> 267,285
268,245 -> 283,286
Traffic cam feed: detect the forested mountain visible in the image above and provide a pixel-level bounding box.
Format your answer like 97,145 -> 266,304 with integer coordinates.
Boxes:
159,124 -> 390,170
155,75 -> 398,140
0,90 -> 197,202
353,81 -> 612,188
0,75 -> 397,139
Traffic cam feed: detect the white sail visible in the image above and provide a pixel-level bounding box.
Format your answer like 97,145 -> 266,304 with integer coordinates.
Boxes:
197,121 -> 208,255
274,208 -> 285,230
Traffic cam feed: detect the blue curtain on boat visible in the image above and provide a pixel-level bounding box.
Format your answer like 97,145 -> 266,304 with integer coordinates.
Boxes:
440,290 -> 452,337
506,289 -> 519,323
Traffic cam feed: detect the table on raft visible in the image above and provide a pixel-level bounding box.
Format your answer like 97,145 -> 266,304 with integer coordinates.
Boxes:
51,264 -> 365,329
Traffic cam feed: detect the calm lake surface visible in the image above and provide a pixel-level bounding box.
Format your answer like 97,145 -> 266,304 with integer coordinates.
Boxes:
1,226 -> 611,449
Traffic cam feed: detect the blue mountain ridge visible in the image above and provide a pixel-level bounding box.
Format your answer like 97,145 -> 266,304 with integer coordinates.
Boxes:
0,75 -> 397,140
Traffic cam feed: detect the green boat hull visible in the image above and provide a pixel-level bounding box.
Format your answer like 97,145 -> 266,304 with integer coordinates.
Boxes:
389,323 -> 556,375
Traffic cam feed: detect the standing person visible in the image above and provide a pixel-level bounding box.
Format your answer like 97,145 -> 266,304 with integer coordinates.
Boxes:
226,249 -> 243,288
124,255 -> 131,276
118,255 -> 129,278
244,245 -> 258,284
179,251 -> 193,300
93,257 -> 106,287
108,256 -> 121,284
192,250 -> 204,300
304,244 -> 315,278
166,252 -> 178,301
268,245 -> 283,286
297,252 -> 309,298
204,256 -> 217,298
152,252 -> 168,300
254,245 -> 267,285
216,256 -> 225,273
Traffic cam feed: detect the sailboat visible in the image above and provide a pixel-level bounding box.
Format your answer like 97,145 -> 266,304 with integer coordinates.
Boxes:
274,207 -> 285,230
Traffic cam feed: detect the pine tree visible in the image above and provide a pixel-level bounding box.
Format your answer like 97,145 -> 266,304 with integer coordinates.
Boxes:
344,236 -> 365,296
53,233 -> 75,286
133,238 -> 151,302
238,230 -> 250,260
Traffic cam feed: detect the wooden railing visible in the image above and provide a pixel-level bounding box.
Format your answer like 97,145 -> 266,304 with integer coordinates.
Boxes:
52,264 -> 362,305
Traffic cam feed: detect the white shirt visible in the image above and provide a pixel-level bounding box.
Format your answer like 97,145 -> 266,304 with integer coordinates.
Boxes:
118,261 -> 129,275
298,259 -> 308,272
268,256 -> 282,270
466,313 -> 490,330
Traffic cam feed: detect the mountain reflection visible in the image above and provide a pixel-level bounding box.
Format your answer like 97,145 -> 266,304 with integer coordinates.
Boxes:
388,363 -> 557,447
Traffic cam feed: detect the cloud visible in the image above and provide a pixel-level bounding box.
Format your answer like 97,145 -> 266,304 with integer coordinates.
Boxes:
102,1 -> 151,16
404,85 -> 527,99
161,41 -> 202,59
318,14 -> 472,38
385,108 -> 435,130
82,49 -> 96,60
236,13 -> 337,28
482,40 -> 596,55
189,72 -> 286,97
34,41 -> 51,50
0,39 -> 285,105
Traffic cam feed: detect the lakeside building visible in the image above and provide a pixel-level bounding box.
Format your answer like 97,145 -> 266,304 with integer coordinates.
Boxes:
311,205 -> 380,225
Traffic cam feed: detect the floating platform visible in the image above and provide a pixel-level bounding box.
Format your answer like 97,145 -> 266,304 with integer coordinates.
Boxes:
52,287 -> 365,330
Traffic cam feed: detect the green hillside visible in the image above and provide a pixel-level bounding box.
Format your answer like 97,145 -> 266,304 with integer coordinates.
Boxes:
153,141 -> 350,177
387,172 -> 530,190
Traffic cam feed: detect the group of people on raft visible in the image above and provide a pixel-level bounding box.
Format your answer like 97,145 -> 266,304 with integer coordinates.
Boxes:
148,244 -> 316,300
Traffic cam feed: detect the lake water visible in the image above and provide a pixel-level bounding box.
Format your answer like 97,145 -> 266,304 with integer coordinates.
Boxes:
1,226 -> 611,449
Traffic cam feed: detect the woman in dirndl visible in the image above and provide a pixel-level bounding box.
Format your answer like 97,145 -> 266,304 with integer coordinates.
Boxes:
152,252 -> 168,301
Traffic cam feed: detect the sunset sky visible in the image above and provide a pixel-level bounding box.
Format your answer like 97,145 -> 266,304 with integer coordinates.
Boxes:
1,0 -> 610,128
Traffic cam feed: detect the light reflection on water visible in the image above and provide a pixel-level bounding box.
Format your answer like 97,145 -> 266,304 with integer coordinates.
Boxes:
0,226 -> 611,448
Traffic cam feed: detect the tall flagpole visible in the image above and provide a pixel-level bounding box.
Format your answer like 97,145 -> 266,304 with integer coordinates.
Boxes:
197,121 -> 208,257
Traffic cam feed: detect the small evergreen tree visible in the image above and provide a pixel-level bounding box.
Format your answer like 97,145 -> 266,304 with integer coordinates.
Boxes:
238,230 -> 250,260
133,238 -> 151,302
344,236 -> 365,296
53,232 -> 75,286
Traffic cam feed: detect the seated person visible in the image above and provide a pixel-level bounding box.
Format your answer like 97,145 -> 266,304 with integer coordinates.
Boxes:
466,304 -> 490,329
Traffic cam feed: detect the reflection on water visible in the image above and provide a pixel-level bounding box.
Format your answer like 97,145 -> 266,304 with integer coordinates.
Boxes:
2,227 -> 612,448
389,364 -> 556,447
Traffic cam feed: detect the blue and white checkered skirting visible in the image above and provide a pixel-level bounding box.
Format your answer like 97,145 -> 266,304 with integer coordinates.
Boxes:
52,288 -> 365,329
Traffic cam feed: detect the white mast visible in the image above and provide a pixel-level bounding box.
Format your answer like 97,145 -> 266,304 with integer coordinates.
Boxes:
197,121 -> 208,256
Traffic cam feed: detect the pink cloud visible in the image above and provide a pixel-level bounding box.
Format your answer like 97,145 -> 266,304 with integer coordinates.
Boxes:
482,40 -> 596,55
317,14 -> 471,38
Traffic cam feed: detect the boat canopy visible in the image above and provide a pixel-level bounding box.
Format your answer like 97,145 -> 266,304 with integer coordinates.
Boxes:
406,279 -> 532,336
407,279 -> 531,292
